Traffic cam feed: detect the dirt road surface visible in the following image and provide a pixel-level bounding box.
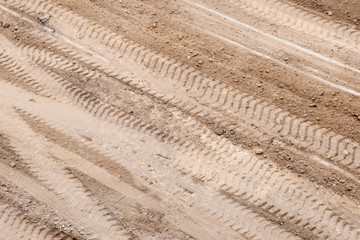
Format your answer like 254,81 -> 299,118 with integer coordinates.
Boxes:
0,0 -> 359,239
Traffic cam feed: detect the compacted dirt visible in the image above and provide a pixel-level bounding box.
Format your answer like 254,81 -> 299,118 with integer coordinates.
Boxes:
290,0 -> 360,27
0,0 -> 360,239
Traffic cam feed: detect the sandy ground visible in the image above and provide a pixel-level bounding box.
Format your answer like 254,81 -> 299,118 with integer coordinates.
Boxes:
0,0 -> 359,239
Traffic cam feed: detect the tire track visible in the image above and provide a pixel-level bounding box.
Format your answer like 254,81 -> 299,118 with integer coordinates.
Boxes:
15,111 -> 203,240
2,19 -> 359,185
0,78 -> 286,240
0,45 -> 303,239
1,1 -> 360,238
0,37 -> 260,238
16,107 -> 299,240
0,106 -> 127,240
1,37 -> 298,238
170,112 -> 360,240
1,30 -> 268,154
5,0 -> 355,177
0,51 -> 50,97
185,0 -> 360,81
1,64 -> 358,240
0,203 -> 66,240
1,24 -> 360,239
2,0 -> 360,179
221,0 -> 360,50
0,157 -> 124,240
23,87 -> 360,240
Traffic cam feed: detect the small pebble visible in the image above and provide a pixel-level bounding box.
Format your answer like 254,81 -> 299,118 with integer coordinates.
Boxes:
327,11 -> 333,16
343,150 -> 349,155
318,90 -> 324,96
254,148 -> 264,155
2,23 -> 10,28
37,14 -> 50,23
9,162 -> 16,168
309,103 -> 317,108
214,128 -> 224,136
